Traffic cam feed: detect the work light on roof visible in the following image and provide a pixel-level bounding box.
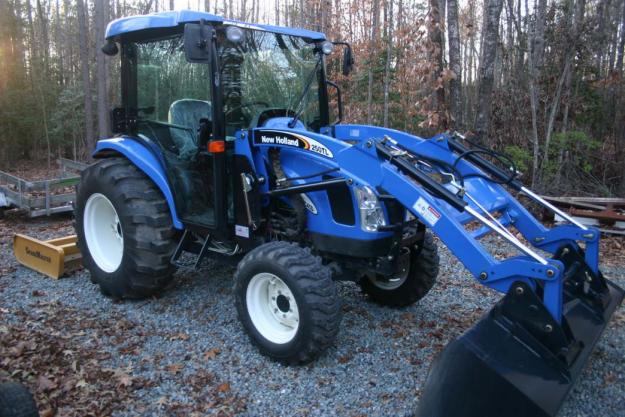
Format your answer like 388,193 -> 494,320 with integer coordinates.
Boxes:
321,41 -> 334,55
226,26 -> 244,43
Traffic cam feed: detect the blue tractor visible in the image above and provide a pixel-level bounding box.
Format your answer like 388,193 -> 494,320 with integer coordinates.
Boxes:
75,10 -> 623,417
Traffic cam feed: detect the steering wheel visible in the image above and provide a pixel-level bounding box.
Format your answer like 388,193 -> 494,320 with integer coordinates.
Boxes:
225,101 -> 270,117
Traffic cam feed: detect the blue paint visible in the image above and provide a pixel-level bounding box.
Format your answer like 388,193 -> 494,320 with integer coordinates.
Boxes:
106,10 -> 326,41
93,137 -> 183,229
237,124 -> 601,324
95,123 -> 602,325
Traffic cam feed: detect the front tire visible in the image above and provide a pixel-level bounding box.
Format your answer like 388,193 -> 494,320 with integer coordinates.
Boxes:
0,382 -> 39,417
234,241 -> 341,364
360,232 -> 439,307
75,157 -> 178,299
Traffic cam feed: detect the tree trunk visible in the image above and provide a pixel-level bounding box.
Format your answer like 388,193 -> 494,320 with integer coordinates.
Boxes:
542,0 -> 584,173
447,0 -> 462,129
532,0 -> 547,73
595,0 -> 606,76
474,0 -> 503,138
525,0 -> 547,186
77,0 -> 95,158
366,0 -> 380,124
616,0 -> 625,75
428,0 -> 446,129
321,0 -> 332,33
542,59 -> 571,172
383,0 -> 394,127
95,0 -> 108,139
169,0 -> 174,10
36,0 -> 50,76
55,0 -> 64,86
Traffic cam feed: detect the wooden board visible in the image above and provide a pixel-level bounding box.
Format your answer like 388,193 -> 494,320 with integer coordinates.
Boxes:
13,234 -> 82,279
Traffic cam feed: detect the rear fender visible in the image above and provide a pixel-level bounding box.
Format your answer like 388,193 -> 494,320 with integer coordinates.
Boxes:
93,137 -> 183,229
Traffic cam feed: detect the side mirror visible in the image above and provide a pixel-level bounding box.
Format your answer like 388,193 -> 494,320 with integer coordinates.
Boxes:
184,22 -> 211,63
342,45 -> 354,76
101,39 -> 119,56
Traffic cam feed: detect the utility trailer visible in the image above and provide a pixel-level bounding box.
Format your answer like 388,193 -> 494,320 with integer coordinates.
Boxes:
0,158 -> 88,218
74,10 -> 623,417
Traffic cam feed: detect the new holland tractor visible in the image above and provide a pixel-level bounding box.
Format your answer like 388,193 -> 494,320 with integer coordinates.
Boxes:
75,10 -> 623,417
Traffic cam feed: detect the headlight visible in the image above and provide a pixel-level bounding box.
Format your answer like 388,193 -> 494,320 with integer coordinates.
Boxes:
354,186 -> 387,232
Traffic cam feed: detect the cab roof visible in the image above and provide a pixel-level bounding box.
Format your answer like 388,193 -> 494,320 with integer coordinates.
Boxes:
105,10 -> 327,41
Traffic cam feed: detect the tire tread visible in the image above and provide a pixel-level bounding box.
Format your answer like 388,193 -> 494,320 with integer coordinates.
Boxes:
75,157 -> 177,299
234,241 -> 341,364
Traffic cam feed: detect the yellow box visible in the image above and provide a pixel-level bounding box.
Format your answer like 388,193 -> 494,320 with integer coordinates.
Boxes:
13,234 -> 82,279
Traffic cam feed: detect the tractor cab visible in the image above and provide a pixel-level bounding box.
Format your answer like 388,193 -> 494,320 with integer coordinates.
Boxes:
103,11 -> 348,236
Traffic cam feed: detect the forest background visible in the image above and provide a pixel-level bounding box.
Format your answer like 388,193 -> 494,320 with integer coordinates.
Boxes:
0,0 -> 624,195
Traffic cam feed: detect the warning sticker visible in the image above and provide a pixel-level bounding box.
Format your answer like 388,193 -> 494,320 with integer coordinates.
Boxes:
413,197 -> 441,227
235,225 -> 250,238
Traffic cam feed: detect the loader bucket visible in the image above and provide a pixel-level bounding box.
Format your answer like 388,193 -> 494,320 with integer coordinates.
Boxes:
416,275 -> 624,417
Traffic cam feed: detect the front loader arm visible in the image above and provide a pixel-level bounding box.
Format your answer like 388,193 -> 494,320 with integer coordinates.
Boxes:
242,125 -> 603,323
326,126 -> 622,417
331,139 -> 565,320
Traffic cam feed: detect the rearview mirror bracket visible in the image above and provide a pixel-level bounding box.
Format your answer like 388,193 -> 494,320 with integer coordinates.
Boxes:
184,20 -> 212,63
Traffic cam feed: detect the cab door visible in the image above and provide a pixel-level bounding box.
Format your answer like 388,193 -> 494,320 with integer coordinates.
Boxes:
127,35 -> 218,228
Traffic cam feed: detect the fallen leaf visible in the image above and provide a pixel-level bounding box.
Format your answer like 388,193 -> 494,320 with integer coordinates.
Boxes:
203,348 -> 221,360
216,382 -> 230,393
117,372 -> 133,388
604,372 -> 617,385
166,363 -> 184,374
40,409 -> 55,417
38,375 -> 57,391
338,355 -> 351,364
75,379 -> 89,389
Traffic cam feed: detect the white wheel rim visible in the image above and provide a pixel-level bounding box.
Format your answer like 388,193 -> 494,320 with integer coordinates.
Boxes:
246,273 -> 299,344
83,193 -> 124,273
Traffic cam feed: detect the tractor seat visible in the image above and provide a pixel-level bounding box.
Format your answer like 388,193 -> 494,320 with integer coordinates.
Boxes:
168,99 -> 212,158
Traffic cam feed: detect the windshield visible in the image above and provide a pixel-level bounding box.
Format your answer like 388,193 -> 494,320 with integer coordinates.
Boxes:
217,28 -> 325,134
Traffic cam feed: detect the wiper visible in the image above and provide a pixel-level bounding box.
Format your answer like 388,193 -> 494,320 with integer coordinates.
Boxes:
287,55 -> 322,129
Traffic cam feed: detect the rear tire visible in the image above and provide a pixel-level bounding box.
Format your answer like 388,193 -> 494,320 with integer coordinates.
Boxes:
234,241 -> 341,364
75,157 -> 178,299
360,232 -> 439,307
0,382 -> 39,417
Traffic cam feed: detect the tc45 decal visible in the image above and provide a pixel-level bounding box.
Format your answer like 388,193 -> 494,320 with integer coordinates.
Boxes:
253,130 -> 334,158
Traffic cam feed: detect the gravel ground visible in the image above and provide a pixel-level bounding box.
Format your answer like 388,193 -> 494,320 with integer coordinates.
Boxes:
0,212 -> 624,417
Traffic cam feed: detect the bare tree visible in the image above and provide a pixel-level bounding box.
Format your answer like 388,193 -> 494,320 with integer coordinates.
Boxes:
383,0 -> 394,127
428,0 -> 446,128
474,0 -> 504,138
447,0 -> 462,128
77,0 -> 95,156
366,0 -> 380,124
617,0 -> 625,75
541,0 -> 585,174
95,0 -> 109,139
